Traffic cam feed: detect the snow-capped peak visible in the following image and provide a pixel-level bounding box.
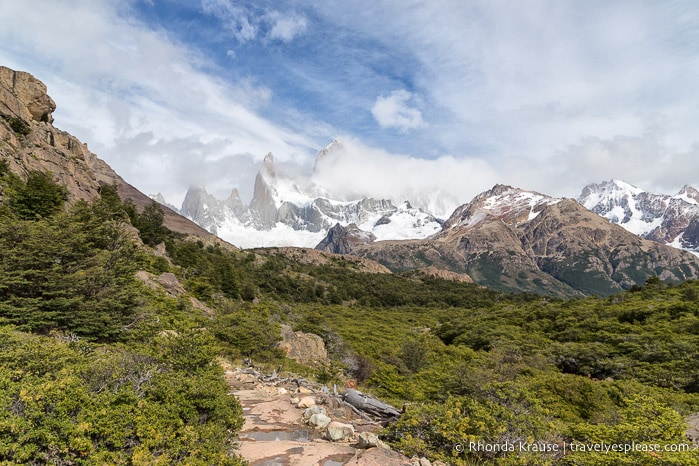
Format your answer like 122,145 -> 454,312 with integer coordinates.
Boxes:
578,180 -> 699,255
262,152 -> 276,178
677,185 -> 699,205
180,142 -> 447,248
313,137 -> 344,172
445,185 -> 561,230
579,179 -> 644,207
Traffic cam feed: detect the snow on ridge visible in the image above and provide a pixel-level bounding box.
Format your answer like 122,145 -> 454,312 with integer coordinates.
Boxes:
579,179 -> 699,256
481,188 -> 560,222
610,179 -> 644,195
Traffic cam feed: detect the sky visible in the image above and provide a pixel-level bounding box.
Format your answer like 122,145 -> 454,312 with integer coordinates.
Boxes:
1,0 -> 699,215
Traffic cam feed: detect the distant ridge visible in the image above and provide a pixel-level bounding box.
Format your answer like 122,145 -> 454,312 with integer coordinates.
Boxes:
579,179 -> 699,256
339,185 -> 699,297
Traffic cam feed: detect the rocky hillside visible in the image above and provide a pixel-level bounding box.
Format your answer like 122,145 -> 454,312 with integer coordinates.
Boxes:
0,66 -> 216,240
344,185 -> 699,296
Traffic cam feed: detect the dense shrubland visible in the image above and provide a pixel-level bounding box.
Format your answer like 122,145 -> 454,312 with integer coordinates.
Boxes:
1,163 -> 698,464
0,165 -> 244,465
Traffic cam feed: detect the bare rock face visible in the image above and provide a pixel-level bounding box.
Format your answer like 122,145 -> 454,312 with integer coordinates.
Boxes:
249,153 -> 278,229
278,324 -> 328,365
0,67 -> 56,123
316,223 -> 376,254
0,66 -> 222,243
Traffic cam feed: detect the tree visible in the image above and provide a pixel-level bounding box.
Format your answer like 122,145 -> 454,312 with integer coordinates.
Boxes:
7,170 -> 67,219
0,200 -> 143,340
135,201 -> 169,246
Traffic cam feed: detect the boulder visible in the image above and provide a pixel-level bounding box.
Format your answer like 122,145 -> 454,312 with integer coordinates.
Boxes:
278,324 -> 328,365
357,431 -> 381,449
687,413 -> 699,448
156,272 -> 186,296
297,396 -> 316,409
302,405 -> 327,420
324,421 -> 354,442
308,413 -> 331,429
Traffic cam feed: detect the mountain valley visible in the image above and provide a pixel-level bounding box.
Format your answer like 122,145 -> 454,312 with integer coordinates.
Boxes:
2,66 -> 699,466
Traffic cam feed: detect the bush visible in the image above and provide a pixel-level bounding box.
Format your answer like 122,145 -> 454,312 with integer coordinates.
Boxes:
212,305 -> 282,360
7,116 -> 31,136
0,326 -> 246,465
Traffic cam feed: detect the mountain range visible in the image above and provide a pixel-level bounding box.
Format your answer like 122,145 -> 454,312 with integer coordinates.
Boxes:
165,149 -> 699,296
342,185 -> 699,296
3,64 -> 698,298
163,147 -> 699,261
171,143 -> 444,248
579,179 -> 699,255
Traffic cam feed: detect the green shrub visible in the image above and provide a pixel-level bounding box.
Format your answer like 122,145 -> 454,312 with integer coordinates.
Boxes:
7,116 -> 31,136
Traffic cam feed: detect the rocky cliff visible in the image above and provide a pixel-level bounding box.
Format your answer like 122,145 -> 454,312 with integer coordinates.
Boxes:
315,223 -> 376,254
0,66 -> 217,241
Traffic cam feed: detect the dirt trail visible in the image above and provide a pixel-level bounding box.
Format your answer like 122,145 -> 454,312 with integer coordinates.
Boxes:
223,366 -> 415,466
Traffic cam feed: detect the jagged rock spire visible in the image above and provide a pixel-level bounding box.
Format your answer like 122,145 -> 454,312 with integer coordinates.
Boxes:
313,138 -> 343,172
262,152 -> 276,178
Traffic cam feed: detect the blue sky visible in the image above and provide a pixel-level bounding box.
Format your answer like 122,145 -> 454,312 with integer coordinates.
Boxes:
1,0 -> 699,211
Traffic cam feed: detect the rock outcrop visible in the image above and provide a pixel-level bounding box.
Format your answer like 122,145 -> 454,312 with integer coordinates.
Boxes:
278,324 -> 328,365
0,66 -> 221,242
0,67 -> 56,124
315,223 -> 376,254
248,152 -> 279,229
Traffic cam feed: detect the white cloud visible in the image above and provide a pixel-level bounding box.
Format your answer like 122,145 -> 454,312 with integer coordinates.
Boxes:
544,134 -> 699,198
312,138 -> 496,217
2,0 -> 699,213
0,0 -> 320,206
201,0 -> 307,44
266,11 -> 307,43
371,90 -> 425,132
201,0 -> 258,42
308,0 -> 699,191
